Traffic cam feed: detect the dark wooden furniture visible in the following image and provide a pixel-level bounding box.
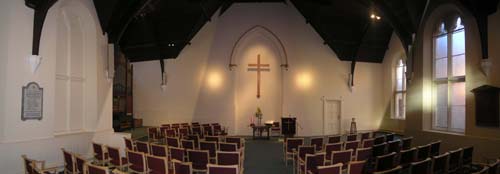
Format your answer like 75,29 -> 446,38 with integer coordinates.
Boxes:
282,117 -> 297,138
252,125 -> 271,140
471,85 -> 500,127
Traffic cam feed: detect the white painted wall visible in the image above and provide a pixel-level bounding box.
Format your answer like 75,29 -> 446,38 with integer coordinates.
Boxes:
0,0 -> 125,173
133,3 -> 385,136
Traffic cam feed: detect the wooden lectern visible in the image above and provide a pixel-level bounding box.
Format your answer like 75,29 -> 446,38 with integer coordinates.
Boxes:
281,117 -> 296,138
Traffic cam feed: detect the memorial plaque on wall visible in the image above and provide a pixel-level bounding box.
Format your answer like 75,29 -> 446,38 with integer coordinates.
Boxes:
22,82 -> 43,121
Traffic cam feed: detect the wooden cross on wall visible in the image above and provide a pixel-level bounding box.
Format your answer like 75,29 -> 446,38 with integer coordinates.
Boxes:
248,54 -> 270,98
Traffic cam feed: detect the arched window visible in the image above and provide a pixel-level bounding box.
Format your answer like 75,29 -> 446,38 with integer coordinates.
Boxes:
394,59 -> 406,119
432,16 -> 466,133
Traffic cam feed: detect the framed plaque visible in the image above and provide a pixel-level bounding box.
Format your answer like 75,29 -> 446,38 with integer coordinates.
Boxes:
22,82 -> 43,121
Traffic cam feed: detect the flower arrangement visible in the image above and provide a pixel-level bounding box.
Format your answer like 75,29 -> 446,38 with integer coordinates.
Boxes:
255,107 -> 263,119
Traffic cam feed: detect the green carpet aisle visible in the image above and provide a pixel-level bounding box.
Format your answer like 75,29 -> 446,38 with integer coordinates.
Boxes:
243,138 -> 293,174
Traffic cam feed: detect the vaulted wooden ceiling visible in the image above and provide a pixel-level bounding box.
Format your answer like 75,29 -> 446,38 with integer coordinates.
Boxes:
93,0 -> 497,63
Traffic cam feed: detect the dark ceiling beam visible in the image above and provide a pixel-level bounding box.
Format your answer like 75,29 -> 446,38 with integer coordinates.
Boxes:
25,0 -> 58,55
460,0 -> 499,59
373,0 -> 413,53
109,0 -> 155,44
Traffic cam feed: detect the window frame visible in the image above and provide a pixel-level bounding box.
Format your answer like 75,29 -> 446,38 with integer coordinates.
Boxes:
431,17 -> 466,133
393,59 -> 406,120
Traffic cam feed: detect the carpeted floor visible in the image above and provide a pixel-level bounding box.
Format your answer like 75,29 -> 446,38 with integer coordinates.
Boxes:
243,138 -> 293,174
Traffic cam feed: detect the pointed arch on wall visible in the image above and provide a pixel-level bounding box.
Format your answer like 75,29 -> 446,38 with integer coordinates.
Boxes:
228,25 -> 289,70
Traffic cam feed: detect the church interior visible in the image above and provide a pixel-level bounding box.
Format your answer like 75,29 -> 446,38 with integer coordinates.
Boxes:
2,0 -> 500,173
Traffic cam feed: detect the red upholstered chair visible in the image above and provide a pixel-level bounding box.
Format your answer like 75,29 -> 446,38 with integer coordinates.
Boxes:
399,147 -> 417,168
172,123 -> 180,128
385,133 -> 395,142
85,163 -> 110,174
150,144 -> 168,158
346,134 -> 358,142
62,148 -> 76,174
92,142 -> 109,165
429,141 -> 442,157
135,141 -> 150,154
345,141 -> 360,153
302,153 -> 325,174
373,143 -> 388,157
75,155 -> 87,174
373,166 -> 402,174
126,150 -> 147,173
296,146 -> 316,173
327,135 -> 342,144
488,159 -> 499,174
219,142 -> 238,152
375,152 -> 397,172
226,137 -> 244,149
310,137 -> 324,152
161,124 -> 171,129
213,125 -> 222,136
182,140 -> 195,150
207,164 -> 239,174
417,144 -> 431,161
191,122 -> 200,126
111,169 -> 127,174
401,137 -> 413,150
179,128 -> 189,138
362,138 -> 375,148
205,136 -> 220,144
159,126 -> 169,139
374,136 -> 386,145
167,137 -> 180,148
200,141 -> 218,162
170,147 -> 186,162
148,127 -> 160,142
448,148 -> 463,174
431,152 -> 449,174
325,143 -> 343,164
124,137 -> 135,151
387,140 -> 401,153
187,149 -> 210,173
348,160 -> 367,174
203,126 -> 213,136
271,122 -> 281,136
192,127 -> 203,139
284,138 -> 304,166
187,135 -> 200,149
410,157 -> 432,174
217,151 -> 243,173
22,155 -> 57,174
173,159 -> 193,174
146,154 -> 168,174
331,149 -> 353,169
360,132 -> 372,140
355,147 -> 372,162
318,163 -> 343,174
166,129 -> 177,138
106,146 -> 128,170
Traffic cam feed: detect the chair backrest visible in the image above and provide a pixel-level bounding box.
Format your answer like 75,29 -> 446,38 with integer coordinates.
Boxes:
173,159 -> 193,174
200,141 -> 217,158
203,126 -> 213,136
387,140 -> 401,153
399,147 -> 417,166
373,166 -> 402,174
474,166 -> 490,174
410,158 -> 432,174
432,152 -> 449,174
385,133 -> 395,142
179,128 -> 189,137
92,142 -> 105,160
273,122 -> 280,127
429,141 -> 441,156
86,163 -> 110,174
448,148 -> 463,172
286,138 -> 304,153
298,145 -> 316,161
318,163 -> 343,174
205,136 -> 220,143
362,138 -> 375,148
347,134 -> 358,141
226,137 -> 243,149
488,159 -> 499,174
148,127 -> 158,139
374,136 -> 386,145
124,137 -> 134,151
167,137 -> 180,148
373,143 -> 387,157
187,149 -> 209,171
161,124 -> 171,129
219,142 -> 238,152
356,147 -> 372,162
325,143 -> 343,161
182,139 -> 195,150
62,148 -> 75,173
328,135 -> 342,144
401,137 -> 413,150
348,160 -> 367,174
417,144 -> 431,161
146,154 -> 168,174
170,147 -> 185,162
310,137 -> 324,151
166,129 -> 177,137
135,141 -> 150,154
213,125 -> 222,135
106,146 -> 123,166
361,132 -> 372,140
150,144 -> 168,157
127,150 -> 146,173
217,151 -> 240,166
159,127 -> 169,138
331,149 -> 353,168
207,164 -> 238,174
192,127 -> 203,138
22,155 -> 35,174
187,135 -> 200,148
462,146 -> 474,166
75,155 -> 86,174
345,141 -> 360,152
375,152 -> 397,172
305,153 -> 326,174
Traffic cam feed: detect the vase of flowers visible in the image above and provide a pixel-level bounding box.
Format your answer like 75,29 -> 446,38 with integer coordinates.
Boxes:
255,107 -> 263,126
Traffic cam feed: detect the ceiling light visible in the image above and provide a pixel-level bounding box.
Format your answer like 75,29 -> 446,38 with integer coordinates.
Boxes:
370,14 -> 376,19
376,16 -> 381,20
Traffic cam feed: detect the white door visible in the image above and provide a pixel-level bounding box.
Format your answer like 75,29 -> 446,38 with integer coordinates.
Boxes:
324,99 -> 341,135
